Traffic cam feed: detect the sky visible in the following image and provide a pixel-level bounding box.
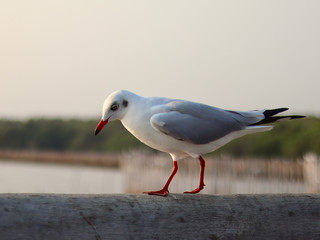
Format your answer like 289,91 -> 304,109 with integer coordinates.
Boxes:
1,0 -> 320,119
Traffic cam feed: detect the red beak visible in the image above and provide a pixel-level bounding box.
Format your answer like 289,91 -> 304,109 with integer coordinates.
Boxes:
94,118 -> 109,136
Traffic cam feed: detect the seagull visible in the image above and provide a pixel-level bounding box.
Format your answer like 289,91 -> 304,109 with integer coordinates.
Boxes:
94,90 -> 304,196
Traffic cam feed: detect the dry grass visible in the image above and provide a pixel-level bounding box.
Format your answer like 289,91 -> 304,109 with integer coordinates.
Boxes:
121,151 -> 314,194
0,150 -> 119,168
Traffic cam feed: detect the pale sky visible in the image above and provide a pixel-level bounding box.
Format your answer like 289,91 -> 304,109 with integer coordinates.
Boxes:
1,0 -> 320,119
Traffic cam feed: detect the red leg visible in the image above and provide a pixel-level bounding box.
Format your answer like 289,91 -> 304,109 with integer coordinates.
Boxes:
143,161 -> 178,197
184,156 -> 206,194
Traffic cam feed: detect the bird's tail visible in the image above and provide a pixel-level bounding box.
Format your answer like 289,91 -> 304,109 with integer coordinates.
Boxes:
251,108 -> 305,126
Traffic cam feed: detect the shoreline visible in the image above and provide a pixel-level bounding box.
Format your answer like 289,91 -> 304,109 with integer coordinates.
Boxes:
0,150 -> 119,168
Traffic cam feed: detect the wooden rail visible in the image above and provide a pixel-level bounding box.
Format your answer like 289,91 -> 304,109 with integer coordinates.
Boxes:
0,194 -> 320,240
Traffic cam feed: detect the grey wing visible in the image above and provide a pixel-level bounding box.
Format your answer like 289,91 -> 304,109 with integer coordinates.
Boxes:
150,101 -> 256,144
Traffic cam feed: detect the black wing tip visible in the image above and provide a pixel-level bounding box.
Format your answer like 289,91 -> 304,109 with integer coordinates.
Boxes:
263,108 -> 306,119
263,108 -> 289,117
252,108 -> 306,126
288,115 -> 306,120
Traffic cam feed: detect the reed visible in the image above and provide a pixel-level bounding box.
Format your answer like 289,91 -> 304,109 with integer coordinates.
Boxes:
121,150 -> 319,194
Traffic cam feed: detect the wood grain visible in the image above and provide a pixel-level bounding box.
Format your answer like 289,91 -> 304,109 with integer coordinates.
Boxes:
0,194 -> 319,240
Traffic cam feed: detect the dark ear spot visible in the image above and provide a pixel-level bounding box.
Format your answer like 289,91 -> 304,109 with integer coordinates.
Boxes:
122,100 -> 128,107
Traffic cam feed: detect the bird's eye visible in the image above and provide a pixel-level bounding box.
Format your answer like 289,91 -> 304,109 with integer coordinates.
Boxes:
110,104 -> 119,111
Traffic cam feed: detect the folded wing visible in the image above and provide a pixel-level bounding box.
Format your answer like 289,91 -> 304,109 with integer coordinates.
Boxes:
150,101 -> 265,144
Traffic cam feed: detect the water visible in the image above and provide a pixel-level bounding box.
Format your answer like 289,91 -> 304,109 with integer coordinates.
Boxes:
0,153 -> 315,194
0,160 -> 125,194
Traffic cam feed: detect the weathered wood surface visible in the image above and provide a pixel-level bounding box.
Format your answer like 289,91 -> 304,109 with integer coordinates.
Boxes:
0,194 -> 320,240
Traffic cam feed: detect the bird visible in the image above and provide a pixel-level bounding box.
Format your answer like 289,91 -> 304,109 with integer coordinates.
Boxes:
94,90 -> 304,196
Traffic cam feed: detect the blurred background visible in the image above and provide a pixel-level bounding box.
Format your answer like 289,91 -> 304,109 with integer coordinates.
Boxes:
1,0 -> 319,194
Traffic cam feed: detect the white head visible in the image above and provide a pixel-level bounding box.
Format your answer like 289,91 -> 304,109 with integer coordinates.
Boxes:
95,90 -> 132,135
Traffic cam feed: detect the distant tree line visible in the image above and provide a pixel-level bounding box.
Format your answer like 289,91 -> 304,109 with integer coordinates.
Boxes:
0,119 -> 144,153
0,117 -> 319,158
